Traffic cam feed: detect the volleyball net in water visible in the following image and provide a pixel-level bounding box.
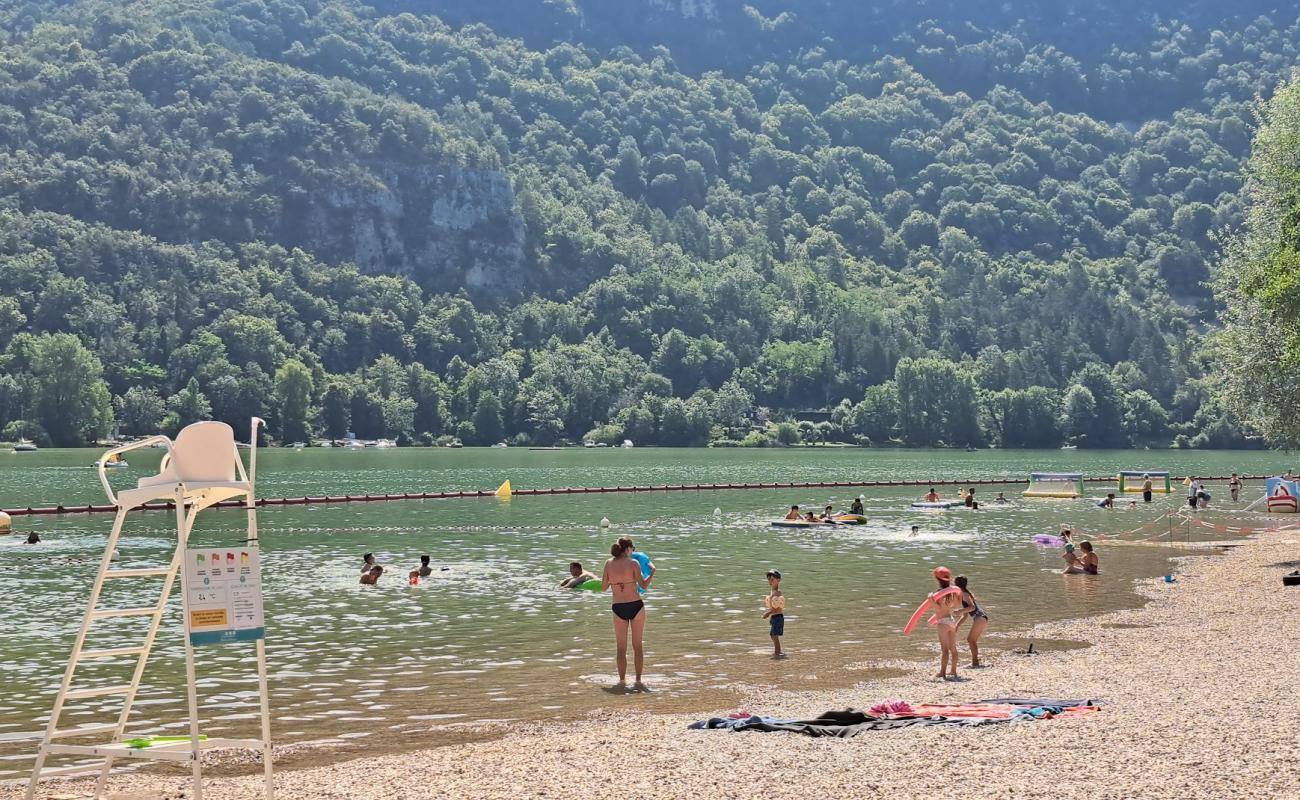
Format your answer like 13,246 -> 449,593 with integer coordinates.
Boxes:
0,474 -> 1268,517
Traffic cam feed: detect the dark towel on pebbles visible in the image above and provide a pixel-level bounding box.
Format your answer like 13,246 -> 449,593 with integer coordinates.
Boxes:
978,697 -> 1102,708
688,710 -> 1002,737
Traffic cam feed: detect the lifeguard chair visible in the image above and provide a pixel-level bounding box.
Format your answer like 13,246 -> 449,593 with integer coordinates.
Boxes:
26,419 -> 273,800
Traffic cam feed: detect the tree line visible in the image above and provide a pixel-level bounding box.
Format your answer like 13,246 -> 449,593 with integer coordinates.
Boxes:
0,0 -> 1286,448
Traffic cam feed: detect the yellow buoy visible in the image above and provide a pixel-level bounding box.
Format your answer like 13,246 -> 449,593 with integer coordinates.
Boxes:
495,480 -> 512,500
0,510 -> 10,534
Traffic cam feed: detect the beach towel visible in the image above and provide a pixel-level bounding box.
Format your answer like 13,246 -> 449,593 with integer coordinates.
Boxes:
688,709 -> 1003,737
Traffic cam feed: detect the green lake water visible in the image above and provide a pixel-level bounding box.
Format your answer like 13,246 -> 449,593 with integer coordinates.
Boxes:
0,447 -> 1288,778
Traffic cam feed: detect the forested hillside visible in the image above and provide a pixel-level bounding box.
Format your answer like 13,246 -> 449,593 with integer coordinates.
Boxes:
0,0 -> 1288,448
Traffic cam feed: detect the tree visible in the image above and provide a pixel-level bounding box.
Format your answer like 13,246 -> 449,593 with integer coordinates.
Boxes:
1060,384 -> 1097,445
163,377 -> 212,436
27,333 -> 114,446
1216,77 -> 1300,445
319,380 -> 353,439
472,392 -> 505,444
117,386 -> 166,436
274,359 -> 314,444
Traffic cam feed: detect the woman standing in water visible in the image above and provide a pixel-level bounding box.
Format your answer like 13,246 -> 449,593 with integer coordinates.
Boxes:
955,575 -> 989,668
929,567 -> 966,681
602,540 -> 654,691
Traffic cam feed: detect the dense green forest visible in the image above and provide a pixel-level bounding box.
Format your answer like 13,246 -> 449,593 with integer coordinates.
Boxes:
0,0 -> 1289,447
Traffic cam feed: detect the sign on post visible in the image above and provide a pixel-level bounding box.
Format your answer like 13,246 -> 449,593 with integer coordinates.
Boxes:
184,546 -> 265,646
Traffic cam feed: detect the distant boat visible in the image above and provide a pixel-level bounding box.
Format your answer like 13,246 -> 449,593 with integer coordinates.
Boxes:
583,441 -> 596,448
448,439 -> 463,449
1060,445 -> 1078,450
621,440 -> 634,448
344,439 -> 365,450
13,439 -> 37,452
491,441 -> 508,448
368,439 -> 395,449
529,446 -> 561,451
291,442 -> 305,450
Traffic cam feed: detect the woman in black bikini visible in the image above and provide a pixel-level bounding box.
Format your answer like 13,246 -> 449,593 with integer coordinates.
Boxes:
954,575 -> 989,668
602,540 -> 654,691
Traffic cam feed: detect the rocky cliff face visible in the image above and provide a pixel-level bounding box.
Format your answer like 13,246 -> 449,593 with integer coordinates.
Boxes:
302,163 -> 525,293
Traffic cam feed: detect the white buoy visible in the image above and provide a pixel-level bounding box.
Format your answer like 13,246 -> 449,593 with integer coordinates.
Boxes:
600,517 -> 611,528
858,494 -> 866,500
713,507 -> 722,516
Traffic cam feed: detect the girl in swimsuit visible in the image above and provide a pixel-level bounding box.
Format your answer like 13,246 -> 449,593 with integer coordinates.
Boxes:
930,566 -> 965,681
1078,541 -> 1099,575
954,575 -> 989,668
602,540 -> 654,691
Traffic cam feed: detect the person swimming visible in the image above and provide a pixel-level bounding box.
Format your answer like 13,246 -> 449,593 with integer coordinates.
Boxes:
418,555 -> 433,578
1062,544 -> 1085,575
784,505 -> 801,521
24,531 -> 40,545
602,539 -> 654,690
849,496 -> 865,515
560,560 -> 598,588
924,488 -> 940,502
1078,541 -> 1099,575
360,565 -> 383,585
361,552 -> 377,573
819,504 -> 837,522
994,492 -> 1007,503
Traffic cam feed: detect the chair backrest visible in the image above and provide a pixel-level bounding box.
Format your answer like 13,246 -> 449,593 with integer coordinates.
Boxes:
169,421 -> 238,482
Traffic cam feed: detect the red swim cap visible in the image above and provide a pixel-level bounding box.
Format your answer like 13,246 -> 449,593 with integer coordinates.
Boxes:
932,566 -> 952,580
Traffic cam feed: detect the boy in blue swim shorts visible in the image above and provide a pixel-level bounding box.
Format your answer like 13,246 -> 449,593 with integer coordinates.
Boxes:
762,569 -> 785,658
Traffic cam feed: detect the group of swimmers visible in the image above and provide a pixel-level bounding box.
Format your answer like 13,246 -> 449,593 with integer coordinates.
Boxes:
358,552 -> 447,585
921,488 -> 1010,508
782,496 -> 866,523
1054,526 -> 1100,575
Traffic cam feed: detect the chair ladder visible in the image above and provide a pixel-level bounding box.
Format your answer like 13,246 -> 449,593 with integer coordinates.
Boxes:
26,496 -> 195,799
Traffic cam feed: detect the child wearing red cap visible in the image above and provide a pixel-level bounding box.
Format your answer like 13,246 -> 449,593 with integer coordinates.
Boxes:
931,566 -> 966,680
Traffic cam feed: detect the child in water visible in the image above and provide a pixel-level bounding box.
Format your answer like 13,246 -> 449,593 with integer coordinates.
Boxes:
762,569 -> 785,658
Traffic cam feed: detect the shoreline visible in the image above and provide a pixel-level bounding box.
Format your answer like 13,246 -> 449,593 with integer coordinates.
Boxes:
9,533 -> 1298,799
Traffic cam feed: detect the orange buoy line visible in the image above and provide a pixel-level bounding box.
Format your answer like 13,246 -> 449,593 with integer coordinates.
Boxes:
0,474 -> 1268,517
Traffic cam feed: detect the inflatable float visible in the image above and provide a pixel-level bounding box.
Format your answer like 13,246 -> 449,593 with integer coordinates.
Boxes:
832,514 -> 866,524
576,578 -> 602,591
630,549 -> 651,594
1032,534 -> 1066,546
903,586 -> 962,634
911,501 -> 958,510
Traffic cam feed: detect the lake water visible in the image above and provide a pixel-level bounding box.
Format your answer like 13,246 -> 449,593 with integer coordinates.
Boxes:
0,447 -> 1287,778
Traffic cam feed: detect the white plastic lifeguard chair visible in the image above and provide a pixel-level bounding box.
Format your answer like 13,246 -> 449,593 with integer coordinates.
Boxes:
26,419 -> 273,800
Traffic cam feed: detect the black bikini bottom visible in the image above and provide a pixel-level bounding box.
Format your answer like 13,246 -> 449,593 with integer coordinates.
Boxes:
612,600 -> 644,621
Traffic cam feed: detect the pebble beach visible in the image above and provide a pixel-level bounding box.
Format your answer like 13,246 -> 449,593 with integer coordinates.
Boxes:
7,534 -> 1299,800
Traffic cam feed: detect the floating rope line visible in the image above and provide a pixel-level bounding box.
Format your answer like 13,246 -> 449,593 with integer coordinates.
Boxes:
0,474 -> 1272,517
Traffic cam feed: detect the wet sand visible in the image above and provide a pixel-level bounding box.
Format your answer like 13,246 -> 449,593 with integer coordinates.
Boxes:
8,535 -> 1299,800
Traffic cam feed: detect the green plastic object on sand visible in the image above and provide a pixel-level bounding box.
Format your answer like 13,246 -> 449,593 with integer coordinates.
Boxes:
577,578 -> 602,591
124,735 -> 207,749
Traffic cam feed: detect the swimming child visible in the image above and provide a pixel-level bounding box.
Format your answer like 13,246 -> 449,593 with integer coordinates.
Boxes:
360,565 -> 383,585
361,552 -> 377,573
418,555 -> 433,578
762,569 -> 785,658
1062,544 -> 1085,575
1099,492 -> 1115,509
819,504 -> 836,522
994,492 -> 1007,503
850,496 -> 865,515
25,532 -> 40,545
910,525 -> 920,537
784,505 -> 801,521
924,488 -> 940,503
